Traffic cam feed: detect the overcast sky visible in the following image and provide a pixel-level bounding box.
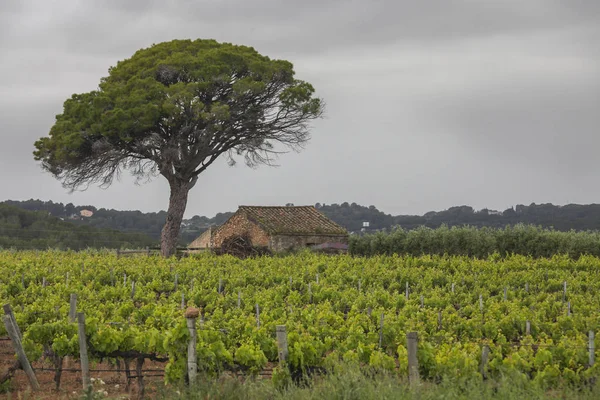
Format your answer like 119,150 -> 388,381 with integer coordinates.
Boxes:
1,0 -> 599,218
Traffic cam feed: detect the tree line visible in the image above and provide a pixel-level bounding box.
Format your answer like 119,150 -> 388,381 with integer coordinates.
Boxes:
0,204 -> 154,250
349,224 -> 600,259
317,202 -> 600,233
1,199 -> 232,244
5,199 -> 600,249
5,200 -> 600,258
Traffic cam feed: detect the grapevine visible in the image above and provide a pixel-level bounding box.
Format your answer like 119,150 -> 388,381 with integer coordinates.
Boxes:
0,250 -> 598,388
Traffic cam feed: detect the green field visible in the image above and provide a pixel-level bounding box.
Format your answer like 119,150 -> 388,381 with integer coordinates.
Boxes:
1,250 -> 599,396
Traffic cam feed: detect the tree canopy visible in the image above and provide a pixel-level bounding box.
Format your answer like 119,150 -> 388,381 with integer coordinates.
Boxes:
34,39 -> 324,256
0,204 -> 154,250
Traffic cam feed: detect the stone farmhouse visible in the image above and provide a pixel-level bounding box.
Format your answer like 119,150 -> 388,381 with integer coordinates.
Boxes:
188,205 -> 348,252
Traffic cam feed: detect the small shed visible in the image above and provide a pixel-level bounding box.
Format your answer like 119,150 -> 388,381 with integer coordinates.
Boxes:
190,205 -> 348,253
188,226 -> 216,249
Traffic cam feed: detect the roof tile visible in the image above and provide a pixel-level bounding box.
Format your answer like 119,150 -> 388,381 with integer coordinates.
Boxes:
238,206 -> 347,235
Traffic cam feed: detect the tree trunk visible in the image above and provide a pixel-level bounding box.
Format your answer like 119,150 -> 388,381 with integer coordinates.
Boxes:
161,179 -> 192,257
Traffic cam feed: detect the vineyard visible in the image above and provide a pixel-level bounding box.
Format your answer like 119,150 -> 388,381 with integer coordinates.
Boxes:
0,250 -> 599,397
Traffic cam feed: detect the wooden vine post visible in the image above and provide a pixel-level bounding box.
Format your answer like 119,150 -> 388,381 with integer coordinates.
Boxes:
481,344 -> 490,379
185,307 -> 199,386
276,325 -> 289,366
68,294 -> 77,323
77,312 -> 91,391
589,331 -> 595,368
2,308 -> 40,390
407,332 -> 419,385
66,295 -> 77,368
3,304 -> 22,339
379,313 -> 384,349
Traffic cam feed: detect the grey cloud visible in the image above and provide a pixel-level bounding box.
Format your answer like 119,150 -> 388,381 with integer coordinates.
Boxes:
5,1 -> 598,56
0,0 -> 599,217
433,79 -> 600,175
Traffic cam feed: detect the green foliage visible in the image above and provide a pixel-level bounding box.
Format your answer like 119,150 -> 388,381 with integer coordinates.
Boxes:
2,199 -> 198,243
196,330 -> 233,374
10,199 -> 600,247
1,251 -> 599,390
33,39 -> 323,190
350,224 -> 600,258
271,365 -> 292,391
164,366 -> 600,399
234,343 -> 268,375
0,204 -> 155,250
320,202 -> 600,234
32,39 -> 323,256
368,350 -> 396,372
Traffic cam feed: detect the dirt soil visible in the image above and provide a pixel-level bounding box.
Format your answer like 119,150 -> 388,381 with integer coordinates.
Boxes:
0,338 -> 166,399
0,338 -> 275,399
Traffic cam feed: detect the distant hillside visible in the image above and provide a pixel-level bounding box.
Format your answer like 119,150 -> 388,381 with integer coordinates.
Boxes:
317,202 -> 600,233
4,199 -> 600,246
392,203 -> 600,232
315,202 -> 396,232
0,204 -> 155,250
1,199 -> 233,244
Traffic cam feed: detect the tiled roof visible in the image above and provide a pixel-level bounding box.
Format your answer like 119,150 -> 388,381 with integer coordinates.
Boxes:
238,206 -> 347,236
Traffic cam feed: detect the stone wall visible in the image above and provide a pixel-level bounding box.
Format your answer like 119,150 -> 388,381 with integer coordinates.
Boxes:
189,227 -> 213,248
269,234 -> 349,252
212,213 -> 270,248
191,210 -> 349,253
